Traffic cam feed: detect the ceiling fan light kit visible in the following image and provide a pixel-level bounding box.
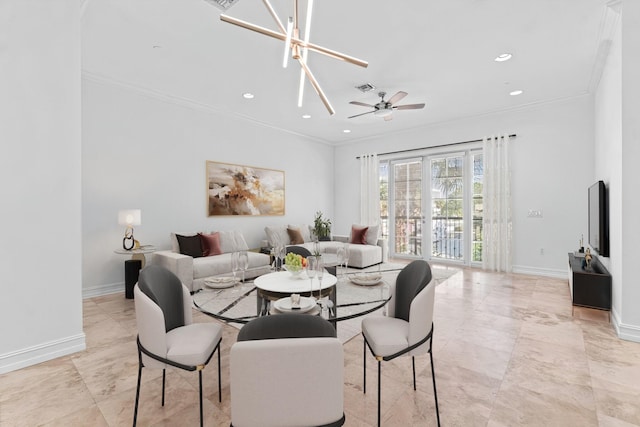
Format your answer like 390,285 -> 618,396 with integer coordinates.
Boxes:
219,0 -> 368,115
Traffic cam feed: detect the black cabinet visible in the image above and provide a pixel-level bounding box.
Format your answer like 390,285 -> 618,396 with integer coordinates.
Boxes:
568,253 -> 611,311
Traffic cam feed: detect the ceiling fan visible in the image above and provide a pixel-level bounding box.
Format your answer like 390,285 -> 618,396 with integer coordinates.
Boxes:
348,91 -> 425,121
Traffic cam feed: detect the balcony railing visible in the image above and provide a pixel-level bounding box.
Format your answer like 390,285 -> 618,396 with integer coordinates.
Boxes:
381,215 -> 465,260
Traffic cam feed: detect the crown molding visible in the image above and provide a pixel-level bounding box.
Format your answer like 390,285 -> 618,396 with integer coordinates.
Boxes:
81,70 -> 333,146
336,92 -> 592,146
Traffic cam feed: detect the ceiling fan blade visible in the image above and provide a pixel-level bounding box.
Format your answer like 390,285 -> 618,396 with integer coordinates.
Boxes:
394,103 -> 426,110
387,91 -> 408,105
348,110 -> 375,119
349,101 -> 375,108
384,114 -> 393,121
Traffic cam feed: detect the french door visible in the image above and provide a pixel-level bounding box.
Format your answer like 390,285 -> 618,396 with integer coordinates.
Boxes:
382,150 -> 483,265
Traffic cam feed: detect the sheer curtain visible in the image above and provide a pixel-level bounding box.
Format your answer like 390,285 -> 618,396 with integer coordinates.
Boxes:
360,153 -> 380,225
482,135 -> 512,272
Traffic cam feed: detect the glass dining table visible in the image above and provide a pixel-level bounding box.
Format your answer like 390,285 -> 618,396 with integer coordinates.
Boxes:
192,269 -> 394,327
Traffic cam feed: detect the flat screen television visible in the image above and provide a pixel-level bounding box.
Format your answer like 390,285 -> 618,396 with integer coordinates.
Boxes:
588,180 -> 609,257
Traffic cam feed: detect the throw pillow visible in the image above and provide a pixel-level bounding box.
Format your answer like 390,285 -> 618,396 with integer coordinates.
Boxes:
199,232 -> 222,256
352,223 -> 380,245
350,225 -> 369,245
287,227 -> 305,245
176,234 -> 203,258
288,224 -> 311,242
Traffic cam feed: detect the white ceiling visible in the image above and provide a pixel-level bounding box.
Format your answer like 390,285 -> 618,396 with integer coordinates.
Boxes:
81,0 -> 611,144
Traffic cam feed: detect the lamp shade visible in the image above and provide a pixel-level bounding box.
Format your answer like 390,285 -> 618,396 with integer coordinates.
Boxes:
118,210 -> 141,226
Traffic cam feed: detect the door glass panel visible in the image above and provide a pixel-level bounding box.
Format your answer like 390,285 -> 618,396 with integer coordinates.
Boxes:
431,155 -> 464,261
393,161 -> 422,256
379,162 -> 389,240
472,153 -> 484,262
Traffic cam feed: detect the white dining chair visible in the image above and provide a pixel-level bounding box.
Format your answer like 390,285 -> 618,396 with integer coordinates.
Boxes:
361,260 -> 440,426
133,265 -> 222,427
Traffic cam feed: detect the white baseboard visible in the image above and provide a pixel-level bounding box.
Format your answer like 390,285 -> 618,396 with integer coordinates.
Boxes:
0,333 -> 86,374
611,309 -> 640,343
83,281 -> 124,299
512,265 -> 567,279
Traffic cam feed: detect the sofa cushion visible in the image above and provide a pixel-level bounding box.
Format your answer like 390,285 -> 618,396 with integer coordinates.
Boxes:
351,224 -> 380,245
350,225 -> 369,245
265,226 -> 290,247
199,232 -> 222,256
176,234 -> 204,258
192,252 -> 267,279
218,230 -> 249,253
287,227 -> 305,245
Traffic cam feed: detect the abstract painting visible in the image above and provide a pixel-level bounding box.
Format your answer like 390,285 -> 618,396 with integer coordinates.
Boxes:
206,161 -> 285,216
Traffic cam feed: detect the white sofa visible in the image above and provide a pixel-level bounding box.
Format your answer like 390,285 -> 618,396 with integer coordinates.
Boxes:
153,230 -> 271,292
264,224 -> 388,269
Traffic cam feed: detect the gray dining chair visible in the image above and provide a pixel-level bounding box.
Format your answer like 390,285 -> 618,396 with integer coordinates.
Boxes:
133,264 -> 222,427
361,260 -> 440,426
230,314 -> 345,427
285,245 -> 313,258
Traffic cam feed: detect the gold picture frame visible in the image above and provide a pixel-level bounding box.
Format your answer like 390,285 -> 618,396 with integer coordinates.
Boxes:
206,161 -> 285,216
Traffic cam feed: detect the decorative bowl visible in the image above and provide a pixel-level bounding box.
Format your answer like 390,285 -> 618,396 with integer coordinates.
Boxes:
283,264 -> 304,277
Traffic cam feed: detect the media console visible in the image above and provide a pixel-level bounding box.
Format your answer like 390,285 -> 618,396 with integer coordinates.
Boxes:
567,252 -> 611,312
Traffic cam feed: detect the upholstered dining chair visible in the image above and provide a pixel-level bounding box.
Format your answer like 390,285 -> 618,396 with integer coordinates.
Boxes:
285,245 -> 313,258
361,260 -> 440,427
133,264 -> 223,427
230,314 -> 345,427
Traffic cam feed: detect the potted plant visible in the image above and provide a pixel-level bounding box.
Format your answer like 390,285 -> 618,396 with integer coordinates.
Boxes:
313,211 -> 332,242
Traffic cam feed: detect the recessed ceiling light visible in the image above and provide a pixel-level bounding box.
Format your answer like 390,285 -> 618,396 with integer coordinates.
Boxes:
242,92 -> 254,99
302,114 -> 311,119
343,129 -> 351,133
495,53 -> 512,62
510,90 -> 523,96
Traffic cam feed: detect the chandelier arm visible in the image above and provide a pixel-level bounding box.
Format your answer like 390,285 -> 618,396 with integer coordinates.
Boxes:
262,0 -> 286,34
220,14 -> 287,41
297,0 -> 314,107
297,59 -> 335,115
220,15 -> 368,68
298,41 -> 368,68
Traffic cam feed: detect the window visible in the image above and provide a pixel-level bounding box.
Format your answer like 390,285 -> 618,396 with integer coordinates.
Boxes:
380,149 -> 484,265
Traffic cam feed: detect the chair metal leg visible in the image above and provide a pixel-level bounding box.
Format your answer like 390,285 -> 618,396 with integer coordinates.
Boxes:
133,363 -> 142,427
363,340 -> 367,394
430,351 -> 441,427
199,370 -> 204,427
377,360 -> 381,427
412,356 -> 416,391
217,344 -> 222,402
161,369 -> 166,406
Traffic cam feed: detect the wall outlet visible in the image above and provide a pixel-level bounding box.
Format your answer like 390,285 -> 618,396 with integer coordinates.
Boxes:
527,209 -> 543,218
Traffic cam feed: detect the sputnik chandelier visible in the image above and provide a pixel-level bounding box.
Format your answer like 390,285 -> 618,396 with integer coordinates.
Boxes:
220,0 -> 368,115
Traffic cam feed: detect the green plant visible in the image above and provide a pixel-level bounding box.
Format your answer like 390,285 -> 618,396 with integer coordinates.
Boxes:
313,211 -> 332,241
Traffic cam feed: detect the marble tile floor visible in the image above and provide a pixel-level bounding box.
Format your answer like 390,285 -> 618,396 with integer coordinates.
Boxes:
2,266 -> 640,426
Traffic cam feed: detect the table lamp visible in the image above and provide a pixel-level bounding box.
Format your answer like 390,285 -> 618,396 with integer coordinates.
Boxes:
118,209 -> 141,250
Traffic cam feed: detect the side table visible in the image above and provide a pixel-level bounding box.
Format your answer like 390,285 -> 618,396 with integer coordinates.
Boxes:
114,246 -> 156,299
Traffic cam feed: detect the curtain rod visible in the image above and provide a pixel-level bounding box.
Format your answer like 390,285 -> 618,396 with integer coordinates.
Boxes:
356,133 -> 517,159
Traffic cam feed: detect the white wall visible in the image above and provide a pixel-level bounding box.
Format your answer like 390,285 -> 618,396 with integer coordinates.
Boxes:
593,1 -> 640,342
619,1 -> 640,340
594,12 -> 622,324
0,1 -> 84,373
82,77 -> 335,296
334,96 -> 595,276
